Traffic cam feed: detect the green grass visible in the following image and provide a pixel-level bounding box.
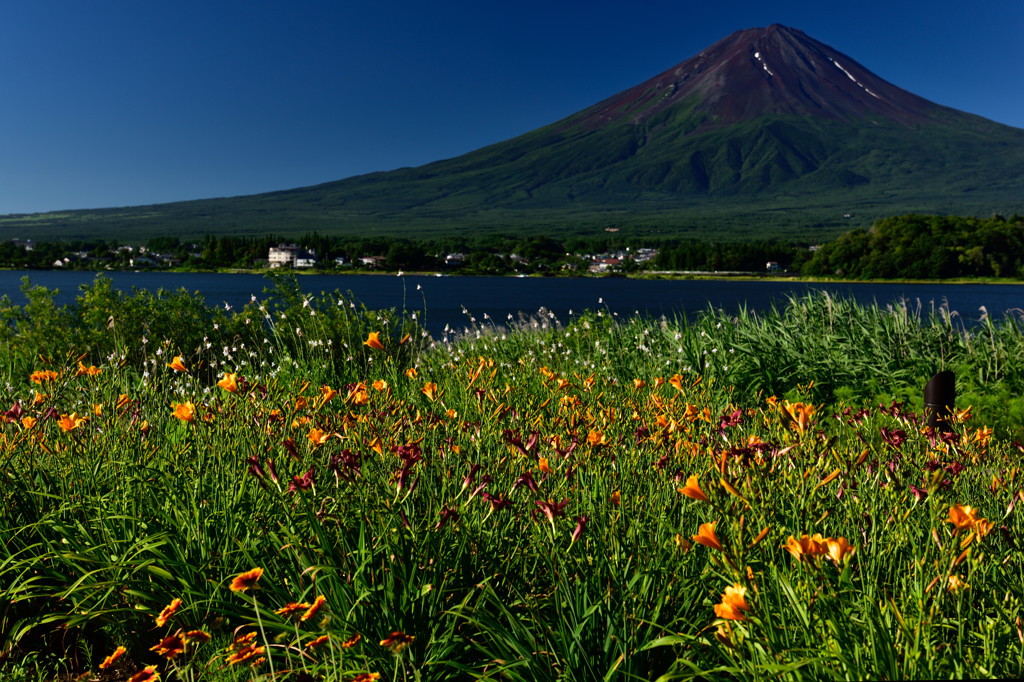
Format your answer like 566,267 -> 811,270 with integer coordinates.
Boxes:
2,285 -> 1024,680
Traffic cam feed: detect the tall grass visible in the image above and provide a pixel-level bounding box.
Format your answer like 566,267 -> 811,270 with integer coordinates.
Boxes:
1,278 -> 1023,680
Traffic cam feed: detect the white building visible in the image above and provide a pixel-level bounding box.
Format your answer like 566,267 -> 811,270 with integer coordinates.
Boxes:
269,244 -> 318,268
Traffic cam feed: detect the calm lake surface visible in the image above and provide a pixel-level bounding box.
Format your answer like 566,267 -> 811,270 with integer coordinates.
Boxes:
1,270 -> 1022,336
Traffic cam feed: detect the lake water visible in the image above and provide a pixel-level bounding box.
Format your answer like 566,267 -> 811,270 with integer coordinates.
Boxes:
1,270 -> 1022,336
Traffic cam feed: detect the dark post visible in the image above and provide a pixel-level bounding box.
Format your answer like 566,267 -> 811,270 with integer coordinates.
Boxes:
924,371 -> 955,432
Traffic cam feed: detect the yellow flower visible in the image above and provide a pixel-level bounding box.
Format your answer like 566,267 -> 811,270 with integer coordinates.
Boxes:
693,522 -> 724,553
167,355 -> 187,372
217,373 -> 239,393
714,583 -> 752,621
229,567 -> 263,593
364,332 -> 385,350
21,416 -> 37,430
678,475 -> 709,503
172,402 -> 196,423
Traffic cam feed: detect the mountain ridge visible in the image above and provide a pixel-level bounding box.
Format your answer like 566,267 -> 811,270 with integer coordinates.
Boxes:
3,24 -> 1024,242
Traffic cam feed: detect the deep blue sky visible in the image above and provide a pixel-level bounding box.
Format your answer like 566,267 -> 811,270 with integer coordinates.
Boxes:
2,0 -> 1022,215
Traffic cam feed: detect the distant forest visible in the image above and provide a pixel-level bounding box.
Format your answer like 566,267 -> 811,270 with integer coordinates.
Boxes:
3,214 -> 1024,280
802,213 -> 1024,279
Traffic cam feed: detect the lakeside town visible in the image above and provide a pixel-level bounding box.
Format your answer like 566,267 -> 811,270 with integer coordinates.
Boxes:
1,237 -> 801,276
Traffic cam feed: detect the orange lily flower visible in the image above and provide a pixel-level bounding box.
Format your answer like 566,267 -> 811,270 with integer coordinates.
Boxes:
678,475 -> 709,503
217,373 -> 239,393
947,504 -> 980,533
781,400 -> 815,434
320,385 -> 337,403
30,369 -> 59,384
405,367 -> 418,378
167,355 -> 187,372
364,332 -> 385,350
538,457 -> 552,474
308,427 -> 329,447
826,537 -> 856,565
693,521 -> 724,552
58,412 -> 87,432
21,416 -> 37,430
76,361 -> 101,377
784,534 -> 827,562
421,382 -> 438,401
172,402 -> 195,423
947,574 -> 970,592
633,378 -> 646,390
372,379 -> 388,392
713,583 -> 752,621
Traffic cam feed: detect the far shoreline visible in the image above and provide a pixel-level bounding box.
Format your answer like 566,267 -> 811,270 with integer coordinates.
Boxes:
3,264 -> 1024,288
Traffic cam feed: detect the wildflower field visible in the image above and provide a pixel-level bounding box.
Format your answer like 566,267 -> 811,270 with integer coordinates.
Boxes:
2,275 -> 1024,681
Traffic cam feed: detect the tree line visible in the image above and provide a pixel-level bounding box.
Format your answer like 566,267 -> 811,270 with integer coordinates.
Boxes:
5,213 -> 1024,279
802,214 -> 1024,279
